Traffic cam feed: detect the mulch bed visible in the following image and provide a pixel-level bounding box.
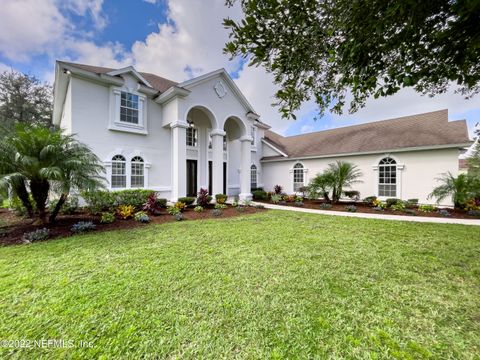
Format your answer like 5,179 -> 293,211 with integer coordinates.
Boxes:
0,205 -> 266,246
256,199 -> 479,220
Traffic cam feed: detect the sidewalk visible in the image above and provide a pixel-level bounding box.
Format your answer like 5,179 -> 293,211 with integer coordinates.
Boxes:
253,202 -> 480,226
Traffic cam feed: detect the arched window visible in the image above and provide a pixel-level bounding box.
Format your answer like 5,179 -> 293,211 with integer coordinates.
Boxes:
293,163 -> 304,192
111,155 -> 126,188
250,164 -> 257,190
131,156 -> 144,188
378,157 -> 397,197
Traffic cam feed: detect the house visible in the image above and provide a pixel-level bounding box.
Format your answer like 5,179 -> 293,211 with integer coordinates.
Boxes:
53,61 -> 471,205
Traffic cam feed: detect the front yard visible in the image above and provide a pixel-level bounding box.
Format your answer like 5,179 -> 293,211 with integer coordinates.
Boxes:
0,210 -> 478,359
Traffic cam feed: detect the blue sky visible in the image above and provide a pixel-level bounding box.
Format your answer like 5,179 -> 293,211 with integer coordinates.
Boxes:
0,0 -> 478,137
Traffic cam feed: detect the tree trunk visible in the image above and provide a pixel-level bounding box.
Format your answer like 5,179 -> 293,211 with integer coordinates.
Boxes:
30,179 -> 50,225
49,193 -> 67,223
13,182 -> 34,217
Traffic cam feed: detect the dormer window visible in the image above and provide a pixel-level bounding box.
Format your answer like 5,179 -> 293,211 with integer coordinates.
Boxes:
120,92 -> 139,124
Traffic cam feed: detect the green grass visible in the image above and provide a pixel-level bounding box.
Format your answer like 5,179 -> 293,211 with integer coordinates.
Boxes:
0,210 -> 479,359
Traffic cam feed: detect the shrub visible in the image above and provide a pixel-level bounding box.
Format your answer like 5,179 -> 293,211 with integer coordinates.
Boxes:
242,199 -> 252,207
404,199 -> 419,209
363,196 -> 377,205
236,205 -> 246,212
71,221 -> 96,234
194,205 -> 204,212
284,195 -> 296,202
391,202 -> 406,211
23,228 -> 49,243
231,199 -> 239,207
215,194 -> 228,204
100,212 -> 115,224
49,197 -> 78,215
320,203 -> 332,209
294,200 -> 304,207
178,197 -> 195,206
117,204 -> 135,219
174,201 -> 186,212
156,198 -> 167,208
466,210 -> 480,217
215,203 -> 227,210
464,198 -> 480,211
271,194 -> 282,204
115,189 -> 155,209
252,189 -> 267,200
386,198 -> 401,207
278,200 -> 287,205
345,205 -> 357,212
142,193 -> 164,215
372,199 -> 387,209
82,191 -> 115,214
343,190 -> 360,201
212,209 -> 222,217
418,204 -> 437,212
255,204 -> 265,209
168,206 -> 181,216
437,209 -> 451,217
175,213 -> 184,221
196,188 -> 211,207
274,185 -> 283,194
134,211 -> 150,223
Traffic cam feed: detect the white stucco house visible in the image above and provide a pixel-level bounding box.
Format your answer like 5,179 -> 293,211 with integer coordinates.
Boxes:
53,61 -> 471,205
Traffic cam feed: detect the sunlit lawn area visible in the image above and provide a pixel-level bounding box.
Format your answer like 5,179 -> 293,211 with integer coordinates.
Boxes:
0,210 -> 479,359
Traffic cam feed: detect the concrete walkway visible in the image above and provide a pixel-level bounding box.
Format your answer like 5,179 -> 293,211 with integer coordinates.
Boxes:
254,202 -> 480,226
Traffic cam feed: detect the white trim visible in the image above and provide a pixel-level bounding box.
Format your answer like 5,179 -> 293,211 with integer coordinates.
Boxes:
108,87 -> 148,135
261,143 -> 473,162
373,155 -> 404,199
104,149 -> 152,190
261,138 -> 288,157
107,66 -> 153,88
155,86 -> 190,104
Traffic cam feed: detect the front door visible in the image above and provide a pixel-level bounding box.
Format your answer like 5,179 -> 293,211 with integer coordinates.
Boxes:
186,160 -> 197,197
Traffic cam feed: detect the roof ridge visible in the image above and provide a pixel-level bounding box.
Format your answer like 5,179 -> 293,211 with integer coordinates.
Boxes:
278,109 -> 449,140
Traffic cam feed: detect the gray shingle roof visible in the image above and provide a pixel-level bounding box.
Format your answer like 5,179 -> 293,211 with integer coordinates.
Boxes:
264,110 -> 471,160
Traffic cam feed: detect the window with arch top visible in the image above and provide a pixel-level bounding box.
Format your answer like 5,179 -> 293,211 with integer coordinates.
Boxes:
293,163 -> 304,192
250,164 -> 257,189
131,156 -> 144,188
111,155 -> 126,188
378,157 -> 397,197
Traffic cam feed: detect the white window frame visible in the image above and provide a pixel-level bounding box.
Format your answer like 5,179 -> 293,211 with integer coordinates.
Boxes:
111,155 -> 127,189
130,156 -> 145,188
250,164 -> 258,189
104,150 -> 151,190
372,154 -> 404,199
186,121 -> 198,148
109,86 -> 148,135
291,162 -> 307,192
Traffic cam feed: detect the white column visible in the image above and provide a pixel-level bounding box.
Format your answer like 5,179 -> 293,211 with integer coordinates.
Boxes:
170,120 -> 189,201
211,129 -> 226,196
239,135 -> 253,200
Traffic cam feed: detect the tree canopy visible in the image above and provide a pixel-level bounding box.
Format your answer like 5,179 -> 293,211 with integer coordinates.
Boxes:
224,0 -> 480,118
0,70 -> 53,131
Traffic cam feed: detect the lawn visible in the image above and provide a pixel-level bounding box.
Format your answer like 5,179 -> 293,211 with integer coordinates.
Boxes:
0,210 -> 479,359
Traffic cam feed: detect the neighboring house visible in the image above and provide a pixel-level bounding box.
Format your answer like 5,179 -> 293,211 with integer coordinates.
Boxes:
53,61 -> 471,205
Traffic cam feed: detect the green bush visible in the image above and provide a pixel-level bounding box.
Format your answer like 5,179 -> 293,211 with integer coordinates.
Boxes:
23,228 -> 49,242
212,209 -> 222,217
71,221 -> 96,234
418,204 -> 437,212
134,211 -> 150,223
320,203 -> 332,209
49,197 -> 79,215
194,206 -> 204,212
178,197 -> 195,206
252,189 -> 267,200
391,201 -> 406,211
156,198 -> 167,208
363,196 -> 377,205
82,189 -> 155,214
271,194 -> 282,204
386,198 -> 401,207
100,212 -> 115,224
168,206 -> 181,216
215,194 -> 228,204
345,205 -> 357,212
215,203 -> 227,210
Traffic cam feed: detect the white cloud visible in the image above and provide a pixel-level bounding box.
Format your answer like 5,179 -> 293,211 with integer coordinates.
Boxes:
0,0 -> 67,61
143,0 -> 158,3
61,0 -> 107,30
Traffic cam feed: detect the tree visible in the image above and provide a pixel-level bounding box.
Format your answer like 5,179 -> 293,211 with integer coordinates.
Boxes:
467,125 -> 480,178
328,161 -> 363,203
224,0 -> 480,118
0,125 -> 104,224
428,173 -> 474,208
306,160 -> 362,203
0,70 -> 53,131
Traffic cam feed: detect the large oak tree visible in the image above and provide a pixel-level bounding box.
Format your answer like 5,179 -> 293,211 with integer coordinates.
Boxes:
224,0 -> 480,118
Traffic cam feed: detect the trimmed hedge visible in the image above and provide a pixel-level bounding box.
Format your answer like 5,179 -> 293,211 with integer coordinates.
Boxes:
252,189 -> 267,200
82,189 -> 155,214
178,197 -> 195,206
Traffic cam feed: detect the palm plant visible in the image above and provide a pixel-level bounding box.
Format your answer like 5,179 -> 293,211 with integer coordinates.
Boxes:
0,125 -> 104,224
307,172 -> 335,202
328,161 -> 363,203
428,172 -> 473,208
